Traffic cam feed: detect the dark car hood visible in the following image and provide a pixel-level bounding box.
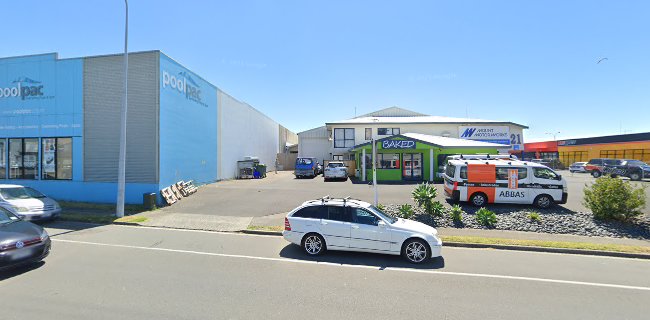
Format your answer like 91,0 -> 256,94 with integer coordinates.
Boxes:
0,221 -> 42,245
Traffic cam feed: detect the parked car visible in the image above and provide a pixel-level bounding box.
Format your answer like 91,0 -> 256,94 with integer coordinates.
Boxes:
569,162 -> 588,173
0,185 -> 61,221
601,159 -> 650,181
283,197 -> 442,264
585,158 -> 622,178
443,158 -> 567,208
323,161 -> 348,181
0,206 -> 51,271
294,157 -> 319,178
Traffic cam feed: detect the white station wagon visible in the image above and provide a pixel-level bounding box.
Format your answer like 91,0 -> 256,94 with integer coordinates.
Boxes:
283,197 -> 442,263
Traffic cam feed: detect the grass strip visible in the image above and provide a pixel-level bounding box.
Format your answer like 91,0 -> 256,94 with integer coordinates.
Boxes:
441,235 -> 650,255
247,225 -> 284,232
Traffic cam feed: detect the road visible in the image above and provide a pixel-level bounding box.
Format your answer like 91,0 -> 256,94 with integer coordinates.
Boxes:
158,171 -> 650,218
1,222 -> 650,319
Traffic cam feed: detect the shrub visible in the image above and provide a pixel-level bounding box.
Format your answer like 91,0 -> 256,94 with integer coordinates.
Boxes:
430,201 -> 446,217
376,204 -> 386,211
583,176 -> 647,221
397,204 -> 414,219
412,183 -> 438,214
450,204 -> 464,223
527,212 -> 541,222
476,207 -> 497,227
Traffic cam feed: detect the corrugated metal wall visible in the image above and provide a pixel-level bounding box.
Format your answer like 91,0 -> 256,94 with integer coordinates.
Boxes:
217,90 -> 279,179
83,52 -> 159,183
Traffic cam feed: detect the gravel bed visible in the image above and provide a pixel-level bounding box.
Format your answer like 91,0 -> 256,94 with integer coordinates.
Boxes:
382,203 -> 650,240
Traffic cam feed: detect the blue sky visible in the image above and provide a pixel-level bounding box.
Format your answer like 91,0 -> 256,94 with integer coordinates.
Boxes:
2,1 -> 648,141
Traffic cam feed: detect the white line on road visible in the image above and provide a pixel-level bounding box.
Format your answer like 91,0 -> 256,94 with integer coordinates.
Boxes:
52,238 -> 650,292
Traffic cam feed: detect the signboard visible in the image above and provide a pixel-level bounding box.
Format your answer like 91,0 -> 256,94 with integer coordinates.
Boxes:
459,126 -> 510,145
382,140 -> 416,149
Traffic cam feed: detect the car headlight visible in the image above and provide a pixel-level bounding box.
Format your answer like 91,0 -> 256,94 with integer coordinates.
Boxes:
13,206 -> 29,212
40,229 -> 49,242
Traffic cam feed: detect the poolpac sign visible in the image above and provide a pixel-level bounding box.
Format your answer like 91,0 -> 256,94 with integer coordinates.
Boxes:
0,77 -> 47,100
459,126 -> 510,145
162,70 -> 206,107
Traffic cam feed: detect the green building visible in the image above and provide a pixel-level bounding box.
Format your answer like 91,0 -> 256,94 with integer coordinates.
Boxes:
352,133 -> 505,182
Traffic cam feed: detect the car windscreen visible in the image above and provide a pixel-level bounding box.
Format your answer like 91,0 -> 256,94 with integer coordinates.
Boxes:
445,164 -> 456,177
0,206 -> 19,224
603,159 -> 621,165
296,158 -> 313,165
327,163 -> 344,168
0,187 -> 46,200
368,205 -> 398,224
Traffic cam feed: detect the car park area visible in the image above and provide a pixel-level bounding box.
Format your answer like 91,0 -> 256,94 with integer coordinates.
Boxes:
154,170 -> 650,220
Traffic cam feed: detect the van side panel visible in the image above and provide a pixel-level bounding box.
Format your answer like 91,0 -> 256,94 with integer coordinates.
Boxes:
467,164 -> 496,203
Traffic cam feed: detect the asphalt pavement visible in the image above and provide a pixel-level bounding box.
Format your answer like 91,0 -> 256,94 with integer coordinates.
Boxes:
1,222 -> 649,319
156,171 -> 650,218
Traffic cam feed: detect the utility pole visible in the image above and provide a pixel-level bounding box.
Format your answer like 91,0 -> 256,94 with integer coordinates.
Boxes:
116,0 -> 129,218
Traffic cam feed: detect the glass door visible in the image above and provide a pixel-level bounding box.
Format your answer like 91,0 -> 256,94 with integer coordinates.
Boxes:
402,153 -> 423,180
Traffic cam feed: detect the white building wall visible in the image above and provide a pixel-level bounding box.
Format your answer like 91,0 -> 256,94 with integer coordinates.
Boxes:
297,126 -> 331,165
217,90 -> 280,180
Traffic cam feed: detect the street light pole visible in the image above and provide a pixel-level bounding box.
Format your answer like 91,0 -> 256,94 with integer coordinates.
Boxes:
372,137 -> 378,206
116,0 -> 129,218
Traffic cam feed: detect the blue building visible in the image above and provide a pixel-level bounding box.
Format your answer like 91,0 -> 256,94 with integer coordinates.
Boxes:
0,51 -> 292,204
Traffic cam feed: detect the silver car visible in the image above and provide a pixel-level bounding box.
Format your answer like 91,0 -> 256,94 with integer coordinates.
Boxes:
323,162 -> 348,181
0,185 -> 62,221
569,162 -> 587,173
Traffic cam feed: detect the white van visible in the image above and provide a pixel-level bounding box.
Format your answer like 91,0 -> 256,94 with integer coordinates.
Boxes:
0,185 -> 62,221
442,159 -> 567,208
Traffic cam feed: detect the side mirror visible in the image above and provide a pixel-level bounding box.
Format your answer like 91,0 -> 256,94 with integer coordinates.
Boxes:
377,220 -> 387,227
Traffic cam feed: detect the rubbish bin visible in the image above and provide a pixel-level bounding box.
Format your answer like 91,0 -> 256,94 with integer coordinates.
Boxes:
255,164 -> 267,178
143,193 -> 157,210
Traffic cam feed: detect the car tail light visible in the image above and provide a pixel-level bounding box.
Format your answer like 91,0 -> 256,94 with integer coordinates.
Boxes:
284,217 -> 291,231
453,181 -> 458,191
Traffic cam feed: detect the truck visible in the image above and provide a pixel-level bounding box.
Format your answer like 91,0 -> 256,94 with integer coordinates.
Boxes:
294,157 -> 320,178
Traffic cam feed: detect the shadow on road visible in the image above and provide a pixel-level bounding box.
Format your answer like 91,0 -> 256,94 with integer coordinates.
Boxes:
0,261 -> 45,281
37,220 -> 106,237
279,244 -> 445,270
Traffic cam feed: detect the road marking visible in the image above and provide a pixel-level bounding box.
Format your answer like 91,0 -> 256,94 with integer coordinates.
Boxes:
52,238 -> 650,292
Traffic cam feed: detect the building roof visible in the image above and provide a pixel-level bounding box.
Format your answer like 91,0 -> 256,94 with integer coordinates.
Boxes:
355,106 -> 428,118
352,132 -> 510,150
327,115 -> 528,128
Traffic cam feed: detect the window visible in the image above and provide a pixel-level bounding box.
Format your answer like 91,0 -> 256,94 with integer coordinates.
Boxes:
0,140 -> 5,179
9,138 -> 39,179
460,166 -> 468,179
328,162 -> 344,168
350,207 -> 380,225
533,167 -> 559,180
334,128 -> 355,148
496,167 -> 527,180
365,128 -> 372,140
42,137 -> 72,180
600,149 -> 650,162
348,153 -> 355,161
326,205 -> 352,222
293,206 -> 326,219
297,158 -> 313,165
377,128 -> 400,135
332,155 -> 343,161
378,153 -> 400,169
445,164 -> 456,177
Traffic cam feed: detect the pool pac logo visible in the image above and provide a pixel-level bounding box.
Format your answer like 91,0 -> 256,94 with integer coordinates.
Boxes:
0,77 -> 44,100
162,70 -> 206,106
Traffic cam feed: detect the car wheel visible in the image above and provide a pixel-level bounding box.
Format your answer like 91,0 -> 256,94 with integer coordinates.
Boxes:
630,172 -> 642,181
402,239 -> 429,264
592,171 -> 602,178
535,194 -> 552,209
302,233 -> 326,256
610,174 -> 618,178
470,193 -> 487,207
